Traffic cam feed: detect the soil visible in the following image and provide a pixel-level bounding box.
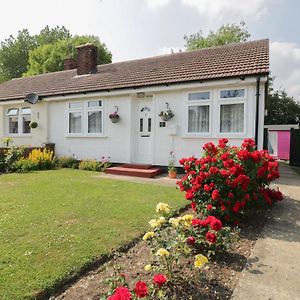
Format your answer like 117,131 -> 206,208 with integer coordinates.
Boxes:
51,210 -> 270,300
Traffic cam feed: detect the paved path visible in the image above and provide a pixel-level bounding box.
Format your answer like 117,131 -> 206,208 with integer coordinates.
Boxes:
231,163 -> 300,300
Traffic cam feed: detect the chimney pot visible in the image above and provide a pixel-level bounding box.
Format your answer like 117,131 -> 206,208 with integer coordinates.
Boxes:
76,43 -> 98,75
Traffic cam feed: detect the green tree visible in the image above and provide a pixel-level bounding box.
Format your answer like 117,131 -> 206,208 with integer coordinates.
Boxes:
184,21 -> 250,50
24,35 -> 112,76
0,26 -> 71,82
265,89 -> 300,125
0,29 -> 35,82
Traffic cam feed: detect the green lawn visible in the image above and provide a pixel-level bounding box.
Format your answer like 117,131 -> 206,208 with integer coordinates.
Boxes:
0,169 -> 185,299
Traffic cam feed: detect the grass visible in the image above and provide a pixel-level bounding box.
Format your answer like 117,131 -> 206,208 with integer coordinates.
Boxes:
0,169 -> 185,299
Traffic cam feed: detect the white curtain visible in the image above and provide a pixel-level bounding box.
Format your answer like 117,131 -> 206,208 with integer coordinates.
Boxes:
220,104 -> 244,133
69,112 -> 82,133
88,111 -> 102,133
188,105 -> 209,133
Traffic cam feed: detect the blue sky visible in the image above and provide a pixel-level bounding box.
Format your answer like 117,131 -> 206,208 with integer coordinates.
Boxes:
1,0 -> 299,99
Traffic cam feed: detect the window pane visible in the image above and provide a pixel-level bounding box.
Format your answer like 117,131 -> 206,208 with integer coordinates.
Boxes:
88,111 -> 102,133
22,115 -> 31,134
220,89 -> 245,98
7,108 -> 18,116
9,117 -> 18,134
148,118 -> 151,132
220,103 -> 244,133
69,112 -> 82,133
88,100 -> 102,108
21,107 -> 31,115
188,105 -> 209,133
188,92 -> 210,100
69,102 -> 81,109
140,118 -> 143,132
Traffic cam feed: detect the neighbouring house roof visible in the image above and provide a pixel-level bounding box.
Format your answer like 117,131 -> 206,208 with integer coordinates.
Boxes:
264,124 -> 299,131
0,39 -> 269,102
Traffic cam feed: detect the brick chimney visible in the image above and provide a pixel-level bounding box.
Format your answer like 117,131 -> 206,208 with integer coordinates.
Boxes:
64,58 -> 77,70
76,43 -> 98,75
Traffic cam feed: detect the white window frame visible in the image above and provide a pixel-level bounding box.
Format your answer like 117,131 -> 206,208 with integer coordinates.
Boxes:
6,106 -> 32,136
67,101 -> 83,136
185,90 -> 212,137
86,100 -> 104,136
66,100 -> 105,137
218,87 -> 247,136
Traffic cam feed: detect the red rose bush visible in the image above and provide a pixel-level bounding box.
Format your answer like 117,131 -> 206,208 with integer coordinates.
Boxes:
177,138 -> 283,224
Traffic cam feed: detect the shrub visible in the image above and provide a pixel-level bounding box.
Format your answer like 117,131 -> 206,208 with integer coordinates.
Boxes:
4,146 -> 25,172
14,158 -> 38,172
177,138 -> 283,224
79,159 -> 110,172
27,148 -> 55,170
56,156 -> 79,169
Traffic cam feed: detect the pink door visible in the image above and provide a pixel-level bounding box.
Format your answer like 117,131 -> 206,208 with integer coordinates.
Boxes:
277,131 -> 290,160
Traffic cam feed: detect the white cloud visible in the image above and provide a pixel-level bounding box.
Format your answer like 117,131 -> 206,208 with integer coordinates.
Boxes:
181,0 -> 269,20
146,0 -> 171,10
270,41 -> 300,100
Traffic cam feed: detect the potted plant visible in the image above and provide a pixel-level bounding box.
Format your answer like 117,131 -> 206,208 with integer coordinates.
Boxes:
159,109 -> 174,121
109,111 -> 120,123
168,151 -> 177,179
29,121 -> 38,129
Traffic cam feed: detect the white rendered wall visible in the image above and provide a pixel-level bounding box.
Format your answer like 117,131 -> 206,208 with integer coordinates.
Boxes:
0,77 -> 266,165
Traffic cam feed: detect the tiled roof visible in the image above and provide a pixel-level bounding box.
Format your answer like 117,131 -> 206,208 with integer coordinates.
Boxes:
0,39 -> 269,101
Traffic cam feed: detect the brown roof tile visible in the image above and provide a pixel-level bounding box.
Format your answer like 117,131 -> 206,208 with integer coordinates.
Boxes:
0,39 -> 269,101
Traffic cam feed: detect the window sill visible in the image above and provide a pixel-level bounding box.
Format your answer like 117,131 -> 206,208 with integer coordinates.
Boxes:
7,134 -> 32,138
65,134 -> 107,138
182,133 -> 212,138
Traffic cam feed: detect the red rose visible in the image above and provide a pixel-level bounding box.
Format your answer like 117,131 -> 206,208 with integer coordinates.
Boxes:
185,191 -> 194,200
153,274 -> 168,287
209,166 -> 219,175
108,286 -> 132,300
237,149 -> 251,161
186,236 -> 196,245
210,219 -> 222,231
134,281 -> 148,298
207,204 -> 213,210
232,202 -> 241,213
191,201 -> 197,212
205,231 -> 217,243
192,218 -> 203,227
228,192 -> 234,199
211,189 -> 220,201
204,184 -> 212,192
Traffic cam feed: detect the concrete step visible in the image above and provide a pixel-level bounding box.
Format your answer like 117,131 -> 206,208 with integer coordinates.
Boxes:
121,163 -> 153,169
105,166 -> 163,178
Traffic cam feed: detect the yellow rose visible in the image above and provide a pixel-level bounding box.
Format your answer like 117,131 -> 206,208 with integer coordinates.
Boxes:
169,217 -> 181,228
156,202 -> 170,214
156,248 -> 170,257
182,214 -> 194,227
144,264 -> 152,271
158,216 -> 166,225
194,254 -> 208,269
142,231 -> 155,241
149,219 -> 159,228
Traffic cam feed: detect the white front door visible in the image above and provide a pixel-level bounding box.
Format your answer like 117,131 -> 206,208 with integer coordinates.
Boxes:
134,98 -> 153,164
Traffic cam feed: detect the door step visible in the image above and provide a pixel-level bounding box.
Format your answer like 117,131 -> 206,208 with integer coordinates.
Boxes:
105,164 -> 163,178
